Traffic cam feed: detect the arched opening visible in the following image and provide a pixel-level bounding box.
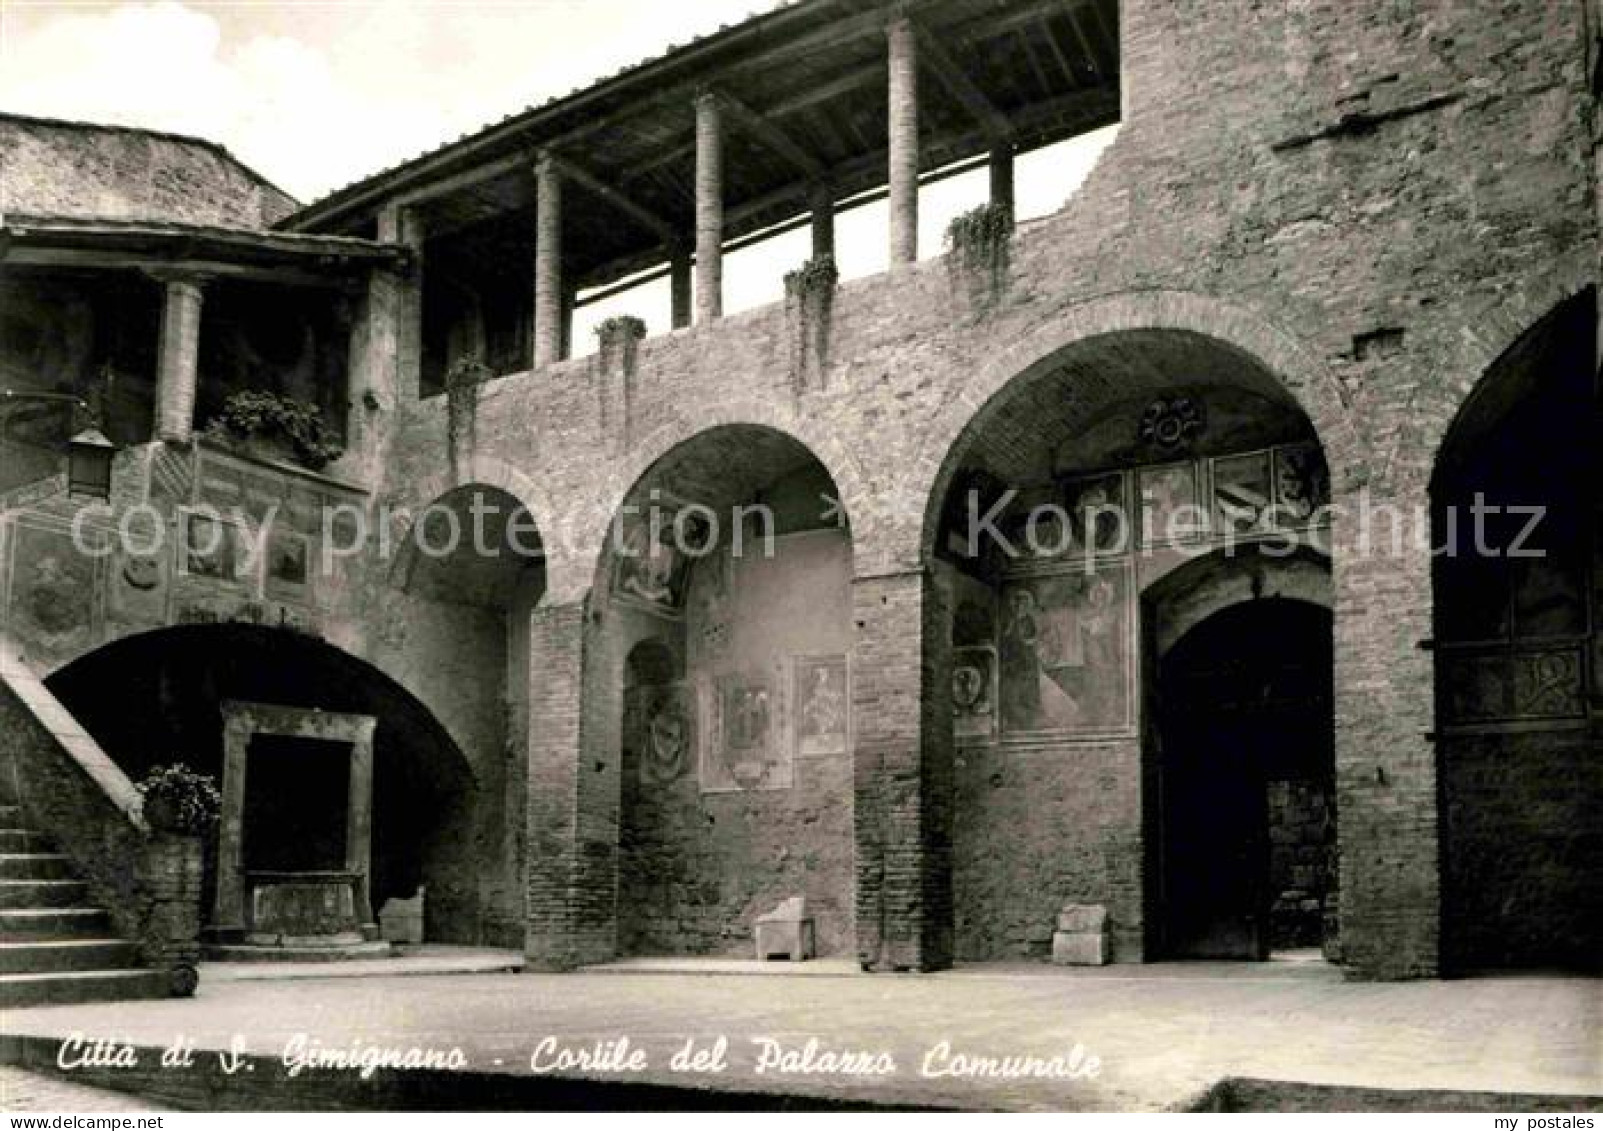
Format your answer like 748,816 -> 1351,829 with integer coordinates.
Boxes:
1146,585 -> 1334,960
927,328 -> 1335,963
599,423 -> 855,958
1431,289 -> 1599,973
45,625 -> 475,944
391,483 -> 546,947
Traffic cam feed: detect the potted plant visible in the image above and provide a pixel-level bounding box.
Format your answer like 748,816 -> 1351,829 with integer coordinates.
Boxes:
206,390 -> 344,470
137,764 -> 222,836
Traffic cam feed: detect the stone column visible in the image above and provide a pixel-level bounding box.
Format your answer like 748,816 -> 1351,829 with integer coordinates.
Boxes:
560,282 -> 576,362
525,600 -> 612,968
694,92 -> 724,322
810,183 -> 835,261
210,711 -> 251,940
336,263 -> 403,484
851,568 -> 953,971
1332,480 -> 1440,979
989,145 -> 1015,215
152,276 -> 204,442
377,204 -> 425,403
669,248 -> 693,330
886,17 -> 920,267
345,717 -> 378,934
533,154 -> 563,368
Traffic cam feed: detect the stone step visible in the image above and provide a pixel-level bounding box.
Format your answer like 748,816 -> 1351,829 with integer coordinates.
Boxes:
0,880 -> 90,909
0,907 -> 112,940
0,854 -> 74,881
0,829 -> 50,852
0,939 -> 138,975
0,968 -> 170,1009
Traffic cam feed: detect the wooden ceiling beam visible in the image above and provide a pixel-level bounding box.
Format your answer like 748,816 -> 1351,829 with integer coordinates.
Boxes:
712,89 -> 829,181
914,21 -> 1014,142
545,151 -> 682,245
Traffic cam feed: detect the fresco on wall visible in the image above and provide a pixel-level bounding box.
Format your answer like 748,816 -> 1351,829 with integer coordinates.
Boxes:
1060,472 -> 1129,558
265,529 -> 311,602
180,510 -> 250,585
627,682 -> 692,785
794,654 -> 848,756
1274,443 -> 1330,522
998,562 -> 1133,739
1139,462 -> 1206,544
612,512 -> 694,616
953,645 -> 997,741
701,671 -> 791,791
109,547 -> 168,625
3,519 -> 105,662
1213,450 -> 1273,533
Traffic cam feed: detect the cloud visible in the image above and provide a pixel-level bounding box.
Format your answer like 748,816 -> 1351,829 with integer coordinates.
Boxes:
0,1 -> 789,202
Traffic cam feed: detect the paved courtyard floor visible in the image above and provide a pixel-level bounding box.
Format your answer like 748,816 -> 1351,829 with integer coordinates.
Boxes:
2,959 -> 1598,1111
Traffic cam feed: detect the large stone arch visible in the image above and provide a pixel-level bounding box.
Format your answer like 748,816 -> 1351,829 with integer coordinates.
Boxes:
577,398 -> 875,602
1388,255 -> 1595,492
909,288 -> 1362,566
392,452 -> 567,600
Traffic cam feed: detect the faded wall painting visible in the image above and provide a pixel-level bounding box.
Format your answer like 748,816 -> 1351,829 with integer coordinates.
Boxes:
701,670 -> 791,792
1139,461 -> 1205,544
626,682 -> 692,785
2,518 -> 104,661
953,645 -> 997,741
1212,450 -> 1273,533
612,511 -> 694,616
180,509 -> 250,585
998,561 -> 1134,739
794,654 -> 848,755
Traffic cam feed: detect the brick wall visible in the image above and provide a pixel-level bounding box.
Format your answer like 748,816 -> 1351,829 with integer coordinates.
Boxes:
0,113 -> 297,226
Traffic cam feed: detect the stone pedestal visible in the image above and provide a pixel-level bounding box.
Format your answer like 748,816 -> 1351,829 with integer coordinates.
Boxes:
755,896 -> 816,961
1051,902 -> 1110,966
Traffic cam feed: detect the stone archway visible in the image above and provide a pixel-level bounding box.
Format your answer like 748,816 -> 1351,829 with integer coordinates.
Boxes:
1428,290 -> 1599,973
921,317 -> 1339,965
576,422 -> 858,961
1142,550 -> 1335,962
44,624 -> 481,945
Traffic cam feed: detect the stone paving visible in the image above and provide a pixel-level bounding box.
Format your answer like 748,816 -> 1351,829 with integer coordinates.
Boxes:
1,1065 -> 168,1112
1,961 -> 1598,1111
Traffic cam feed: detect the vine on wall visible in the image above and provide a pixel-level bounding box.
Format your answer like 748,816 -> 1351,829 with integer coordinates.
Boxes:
445,355 -> 490,478
783,254 -> 839,392
945,202 -> 1014,313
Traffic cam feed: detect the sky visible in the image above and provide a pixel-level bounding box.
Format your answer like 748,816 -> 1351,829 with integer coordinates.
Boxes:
0,0 -> 1117,341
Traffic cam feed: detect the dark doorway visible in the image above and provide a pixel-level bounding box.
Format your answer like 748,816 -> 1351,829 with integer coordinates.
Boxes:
242,736 -> 351,873
1153,599 -> 1335,959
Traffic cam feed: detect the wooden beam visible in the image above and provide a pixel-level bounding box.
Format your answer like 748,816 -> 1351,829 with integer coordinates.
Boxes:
913,21 -> 1014,142
546,151 -> 680,244
1,246 -> 359,288
713,89 -> 828,180
389,151 -> 527,210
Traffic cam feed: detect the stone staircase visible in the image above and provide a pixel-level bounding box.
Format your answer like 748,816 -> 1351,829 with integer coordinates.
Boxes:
0,799 -> 168,1008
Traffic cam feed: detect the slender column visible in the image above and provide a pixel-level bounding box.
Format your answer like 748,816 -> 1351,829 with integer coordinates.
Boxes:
809,183 -> 836,260
988,145 -> 1015,215
560,282 -> 576,362
533,154 -> 563,368
669,247 -> 693,329
209,713 -> 250,938
886,17 -> 919,267
377,204 -> 425,403
694,93 -> 724,322
345,719 -> 378,933
152,276 -> 205,442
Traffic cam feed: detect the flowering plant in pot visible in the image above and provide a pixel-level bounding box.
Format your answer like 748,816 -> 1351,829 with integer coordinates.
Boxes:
137,764 -> 222,836
206,390 -> 344,470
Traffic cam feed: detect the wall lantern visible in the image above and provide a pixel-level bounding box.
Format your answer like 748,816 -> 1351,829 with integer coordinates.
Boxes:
1,389 -> 119,502
66,428 -> 117,500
